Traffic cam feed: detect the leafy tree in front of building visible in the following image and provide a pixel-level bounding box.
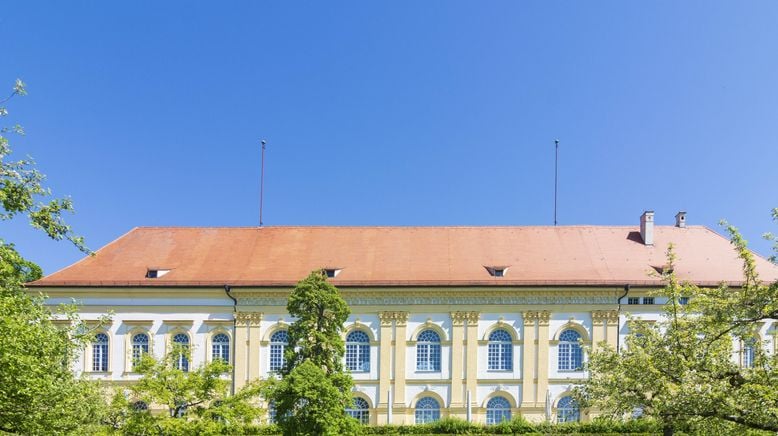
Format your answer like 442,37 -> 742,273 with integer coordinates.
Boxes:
103,346 -> 264,435
262,270 -> 360,436
0,80 -> 108,434
577,212 -> 778,435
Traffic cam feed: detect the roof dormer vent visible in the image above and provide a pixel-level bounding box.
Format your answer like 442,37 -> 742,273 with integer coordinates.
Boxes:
322,268 -> 342,278
146,268 -> 171,279
485,266 -> 509,277
675,211 -> 687,228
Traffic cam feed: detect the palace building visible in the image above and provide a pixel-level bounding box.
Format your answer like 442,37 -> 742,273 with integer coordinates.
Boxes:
30,211 -> 778,425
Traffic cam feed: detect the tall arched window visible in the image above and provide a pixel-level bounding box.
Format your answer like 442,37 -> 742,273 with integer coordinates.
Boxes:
557,396 -> 580,423
486,396 -> 512,424
415,397 -> 441,424
212,333 -> 230,363
345,331 -> 370,372
487,329 -> 513,371
172,333 -> 190,372
131,333 -> 149,367
416,330 -> 441,371
346,397 -> 370,424
558,329 -> 583,371
92,333 -> 109,372
743,338 -> 756,368
269,330 -> 289,371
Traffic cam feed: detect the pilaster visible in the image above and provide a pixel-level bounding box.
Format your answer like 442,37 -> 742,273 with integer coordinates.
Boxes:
464,312 -> 480,412
591,311 -> 606,353
393,311 -> 409,424
234,312 -> 252,390
246,312 -> 263,381
378,311 -> 393,425
521,311 -> 537,408
449,312 -> 467,408
603,310 -> 619,347
536,310 -> 550,407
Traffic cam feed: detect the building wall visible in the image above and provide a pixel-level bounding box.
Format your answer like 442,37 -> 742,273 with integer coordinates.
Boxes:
42,286 -> 777,426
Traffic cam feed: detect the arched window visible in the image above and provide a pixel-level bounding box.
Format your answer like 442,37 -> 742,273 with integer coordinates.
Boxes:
268,402 -> 277,424
487,329 -> 513,371
172,333 -> 190,372
558,329 -> 583,371
212,333 -> 230,363
92,333 -> 109,372
486,396 -> 512,425
132,401 -> 148,412
346,397 -> 370,424
269,330 -> 289,371
414,397 -> 441,424
416,330 -> 441,371
743,338 -> 756,368
557,396 -> 580,423
131,333 -> 150,367
345,331 -> 370,372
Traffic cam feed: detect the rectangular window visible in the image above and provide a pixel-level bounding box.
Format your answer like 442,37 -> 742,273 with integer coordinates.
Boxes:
627,297 -> 639,305
416,344 -> 441,371
643,297 -> 655,305
93,344 -> 108,372
679,297 -> 689,305
487,343 -> 512,371
270,344 -> 285,371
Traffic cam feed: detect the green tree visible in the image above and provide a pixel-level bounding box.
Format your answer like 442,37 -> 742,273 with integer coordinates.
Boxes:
263,270 -> 359,436
104,347 -> 264,435
577,213 -> 778,435
0,80 -> 104,434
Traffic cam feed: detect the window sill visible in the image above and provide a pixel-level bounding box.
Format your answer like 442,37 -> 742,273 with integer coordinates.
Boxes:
415,369 -> 441,373
557,370 -> 584,373
487,369 -> 512,372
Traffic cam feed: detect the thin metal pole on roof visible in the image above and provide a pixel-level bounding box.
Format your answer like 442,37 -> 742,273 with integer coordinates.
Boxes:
260,139 -> 267,227
554,139 -> 559,226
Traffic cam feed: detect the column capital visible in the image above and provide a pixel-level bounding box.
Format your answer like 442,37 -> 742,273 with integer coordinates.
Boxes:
378,311 -> 409,326
235,312 -> 262,326
523,310 -> 550,325
592,310 -> 619,325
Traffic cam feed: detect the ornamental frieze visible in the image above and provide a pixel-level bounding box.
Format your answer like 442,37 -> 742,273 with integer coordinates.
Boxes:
236,290 -> 618,307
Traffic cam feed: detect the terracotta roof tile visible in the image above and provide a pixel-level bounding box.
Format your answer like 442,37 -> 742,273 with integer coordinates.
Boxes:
29,225 -> 778,287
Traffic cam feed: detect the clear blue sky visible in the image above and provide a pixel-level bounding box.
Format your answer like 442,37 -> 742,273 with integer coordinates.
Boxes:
2,1 -> 777,274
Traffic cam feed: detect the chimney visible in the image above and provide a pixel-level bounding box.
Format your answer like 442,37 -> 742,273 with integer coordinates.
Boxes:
640,211 -> 654,245
675,211 -> 687,228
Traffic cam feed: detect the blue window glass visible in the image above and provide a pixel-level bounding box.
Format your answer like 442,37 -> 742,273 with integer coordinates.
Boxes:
743,338 -> 756,368
173,333 -> 190,372
557,396 -> 580,423
486,396 -> 511,424
488,329 -> 513,371
416,330 -> 441,371
212,333 -> 230,362
270,330 -> 288,371
131,333 -> 149,370
92,333 -> 109,372
345,331 -> 370,372
346,397 -> 370,424
558,329 -> 583,371
415,397 -> 441,424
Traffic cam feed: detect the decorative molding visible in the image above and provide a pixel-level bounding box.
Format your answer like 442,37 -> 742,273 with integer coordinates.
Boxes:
378,311 -> 409,326
592,310 -> 619,325
122,320 -> 154,326
238,289 -> 620,306
235,312 -> 262,326
523,310 -> 550,326
162,319 -> 193,326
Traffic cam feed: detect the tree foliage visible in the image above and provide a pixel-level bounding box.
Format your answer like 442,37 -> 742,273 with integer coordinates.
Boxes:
0,80 -> 104,434
263,270 -> 358,436
577,213 -> 778,435
104,347 -> 263,435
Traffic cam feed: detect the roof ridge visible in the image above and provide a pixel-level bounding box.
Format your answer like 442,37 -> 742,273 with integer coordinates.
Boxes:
129,225 -> 709,229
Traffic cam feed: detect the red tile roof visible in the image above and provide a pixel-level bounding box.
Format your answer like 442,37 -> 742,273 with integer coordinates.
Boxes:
29,226 -> 778,288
